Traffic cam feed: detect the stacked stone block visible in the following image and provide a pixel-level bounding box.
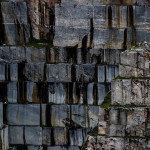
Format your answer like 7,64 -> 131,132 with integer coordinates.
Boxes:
0,45 -> 121,149
54,0 -> 150,48
87,49 -> 150,149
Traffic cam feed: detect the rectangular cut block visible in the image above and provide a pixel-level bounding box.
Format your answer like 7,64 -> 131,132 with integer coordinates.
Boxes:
94,136 -> 149,150
98,83 -> 111,105
0,46 -> 26,62
47,83 -> 68,104
25,47 -> 46,62
25,126 -> 42,145
28,146 -> 43,150
135,6 -> 150,30
53,26 -> 90,47
24,63 -> 44,81
10,64 -> 18,81
119,65 -> 144,78
51,105 -> 70,127
112,79 -> 150,105
75,64 -> 95,82
55,5 -> 93,28
98,65 -> 119,83
136,30 -> 150,44
53,128 -> 68,145
7,82 -> 18,103
9,126 -> 24,145
88,106 -> 99,128
68,146 -> 80,150
0,64 -> 6,81
61,0 -> 137,5
0,2 -> 30,45
71,105 -> 88,128
26,82 -> 43,103
0,125 -> 9,150
120,52 -> 138,68
42,127 -> 51,146
0,103 -> 3,127
46,64 -> 72,82
93,28 -> 126,49
111,80 -> 123,105
47,47 -> 68,63
98,108 -> 148,137
94,6 -> 128,29
47,146 -> 67,150
69,128 -> 84,146
6,104 -> 40,125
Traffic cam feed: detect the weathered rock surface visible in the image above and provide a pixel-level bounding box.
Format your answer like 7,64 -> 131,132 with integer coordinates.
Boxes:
87,136 -> 150,150
112,79 -> 150,105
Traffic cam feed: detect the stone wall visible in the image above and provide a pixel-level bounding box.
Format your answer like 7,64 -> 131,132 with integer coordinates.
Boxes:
0,0 -> 150,150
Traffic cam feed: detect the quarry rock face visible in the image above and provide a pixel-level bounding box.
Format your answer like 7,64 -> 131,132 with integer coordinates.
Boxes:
87,49 -> 150,149
0,0 -> 150,150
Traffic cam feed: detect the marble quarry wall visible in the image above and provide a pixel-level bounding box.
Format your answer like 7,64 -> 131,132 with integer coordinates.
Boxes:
0,0 -> 149,150
87,50 -> 150,150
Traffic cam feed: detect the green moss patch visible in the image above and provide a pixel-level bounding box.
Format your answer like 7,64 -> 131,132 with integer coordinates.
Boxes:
113,76 -> 150,80
100,91 -> 111,108
26,38 -> 53,48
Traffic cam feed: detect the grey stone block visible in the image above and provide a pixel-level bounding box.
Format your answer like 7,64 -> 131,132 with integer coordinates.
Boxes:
7,104 -> 40,125
75,64 -> 95,82
46,63 -> 72,82
71,105 -> 88,128
0,125 -> 9,150
24,63 -> 44,81
136,30 -> 150,44
26,82 -> 41,103
25,47 -> 46,62
93,28 -> 126,49
7,82 -> 18,103
88,106 -> 99,128
27,146 -> 43,150
69,128 -> 84,146
10,64 -> 18,81
0,2 -> 30,45
55,5 -> 92,28
42,127 -> 51,146
135,6 -> 150,30
0,64 -> 6,81
111,80 -> 123,105
51,105 -> 70,127
9,126 -> 24,145
47,47 -> 68,63
25,126 -> 42,145
53,26 -> 90,47
0,103 -> 3,127
98,83 -> 111,105
53,128 -> 68,145
68,146 -> 80,150
47,146 -> 67,150
47,83 -> 68,104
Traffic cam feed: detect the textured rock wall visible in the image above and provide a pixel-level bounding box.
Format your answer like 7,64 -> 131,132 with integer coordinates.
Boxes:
0,0 -> 150,150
